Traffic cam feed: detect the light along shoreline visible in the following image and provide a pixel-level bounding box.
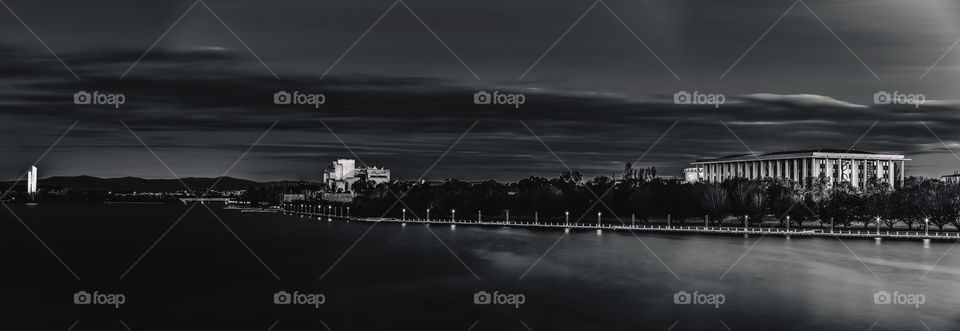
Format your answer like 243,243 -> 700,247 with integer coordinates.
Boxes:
269,207 -> 959,242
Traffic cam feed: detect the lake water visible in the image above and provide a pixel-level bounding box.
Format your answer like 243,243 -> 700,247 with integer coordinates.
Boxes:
1,204 -> 958,330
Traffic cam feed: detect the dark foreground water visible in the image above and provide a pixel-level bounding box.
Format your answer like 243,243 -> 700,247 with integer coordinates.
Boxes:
1,204 -> 958,330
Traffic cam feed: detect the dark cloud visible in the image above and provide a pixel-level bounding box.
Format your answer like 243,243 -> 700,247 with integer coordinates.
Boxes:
2,0 -> 960,181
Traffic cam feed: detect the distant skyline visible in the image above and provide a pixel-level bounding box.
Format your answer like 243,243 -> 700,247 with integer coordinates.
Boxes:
2,0 -> 960,181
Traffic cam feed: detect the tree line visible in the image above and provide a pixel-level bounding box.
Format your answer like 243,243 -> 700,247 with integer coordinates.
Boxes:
344,170 -> 960,231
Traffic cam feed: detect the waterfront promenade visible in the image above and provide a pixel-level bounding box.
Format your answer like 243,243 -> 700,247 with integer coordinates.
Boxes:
272,207 -> 960,242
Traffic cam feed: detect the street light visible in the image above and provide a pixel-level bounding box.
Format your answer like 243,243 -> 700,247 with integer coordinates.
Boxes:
426,208 -> 431,222
597,211 -> 602,227
876,217 -> 881,236
478,210 -> 482,223
452,209 -> 456,222
925,218 -> 930,237
402,208 -> 406,221
565,211 -> 569,226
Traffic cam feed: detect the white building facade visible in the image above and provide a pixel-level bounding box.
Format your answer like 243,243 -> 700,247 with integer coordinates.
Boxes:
322,159 -> 391,192
27,165 -> 38,194
688,150 -> 908,188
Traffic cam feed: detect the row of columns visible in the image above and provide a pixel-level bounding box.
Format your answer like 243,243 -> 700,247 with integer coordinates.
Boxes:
700,158 -> 905,187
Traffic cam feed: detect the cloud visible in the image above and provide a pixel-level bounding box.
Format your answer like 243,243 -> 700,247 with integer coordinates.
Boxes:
1,43 -> 960,180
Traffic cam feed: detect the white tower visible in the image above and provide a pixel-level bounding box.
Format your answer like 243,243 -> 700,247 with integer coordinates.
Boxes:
27,165 -> 38,194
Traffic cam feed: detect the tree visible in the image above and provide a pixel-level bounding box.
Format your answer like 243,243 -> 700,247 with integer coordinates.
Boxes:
699,184 -> 728,225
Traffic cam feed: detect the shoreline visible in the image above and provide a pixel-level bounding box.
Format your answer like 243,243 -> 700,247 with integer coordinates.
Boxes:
273,208 -> 960,242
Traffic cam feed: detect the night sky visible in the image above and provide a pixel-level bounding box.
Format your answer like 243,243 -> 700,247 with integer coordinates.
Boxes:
2,0 -> 960,182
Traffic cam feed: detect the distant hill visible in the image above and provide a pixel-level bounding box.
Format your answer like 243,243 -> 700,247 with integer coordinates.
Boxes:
2,176 -> 307,192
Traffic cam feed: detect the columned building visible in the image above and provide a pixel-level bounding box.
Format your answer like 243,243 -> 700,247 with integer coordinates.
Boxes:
687,149 -> 908,188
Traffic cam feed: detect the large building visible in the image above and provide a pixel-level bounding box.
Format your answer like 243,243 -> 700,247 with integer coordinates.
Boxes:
322,159 -> 391,192
686,149 -> 908,188
942,172 -> 960,184
27,165 -> 37,194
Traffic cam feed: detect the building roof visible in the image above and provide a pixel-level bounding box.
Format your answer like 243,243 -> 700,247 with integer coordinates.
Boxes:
693,149 -> 906,163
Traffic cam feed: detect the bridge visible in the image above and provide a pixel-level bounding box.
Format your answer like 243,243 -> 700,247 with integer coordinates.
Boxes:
179,197 -> 232,204
275,208 -> 960,241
